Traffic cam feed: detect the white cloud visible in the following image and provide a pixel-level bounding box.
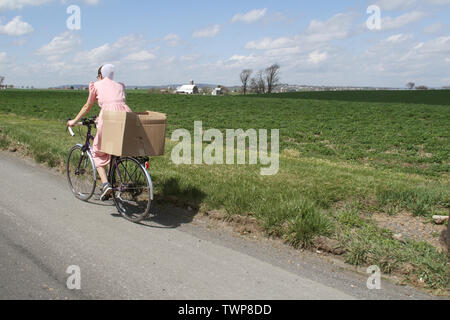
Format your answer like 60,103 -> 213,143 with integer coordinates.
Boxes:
36,31 -> 80,57
0,51 -> 7,62
112,34 -> 146,52
360,35 -> 450,86
265,46 -> 302,57
245,37 -> 295,50
0,16 -> 33,35
33,32 -> 156,79
375,0 -> 417,10
0,0 -> 51,10
192,24 -> 221,38
381,11 -> 426,31
125,50 -> 156,62
386,33 -> 413,43
308,50 -> 328,64
413,36 -> 450,55
83,0 -> 100,4
179,54 -> 200,62
164,33 -> 181,47
427,0 -> 450,4
73,43 -> 117,66
245,13 -> 355,54
232,8 -> 267,23
245,12 -> 357,54
304,12 -> 357,42
423,22 -> 444,34
0,0 -> 100,10
376,0 -> 450,10
59,0 -> 101,6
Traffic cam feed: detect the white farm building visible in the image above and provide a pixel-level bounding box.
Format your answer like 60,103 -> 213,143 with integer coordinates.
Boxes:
212,87 -> 223,96
176,80 -> 199,95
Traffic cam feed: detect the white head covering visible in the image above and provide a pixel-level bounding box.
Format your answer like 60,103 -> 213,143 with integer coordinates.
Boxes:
101,64 -> 115,80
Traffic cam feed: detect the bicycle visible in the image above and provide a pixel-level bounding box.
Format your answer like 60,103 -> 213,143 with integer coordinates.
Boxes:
66,117 -> 154,223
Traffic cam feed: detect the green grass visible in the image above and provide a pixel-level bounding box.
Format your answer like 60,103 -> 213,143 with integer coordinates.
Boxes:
1,89 -> 448,177
0,89 -> 449,292
252,90 -> 450,106
338,216 -> 448,290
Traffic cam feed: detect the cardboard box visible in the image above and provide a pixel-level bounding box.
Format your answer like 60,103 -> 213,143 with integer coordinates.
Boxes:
101,111 -> 167,157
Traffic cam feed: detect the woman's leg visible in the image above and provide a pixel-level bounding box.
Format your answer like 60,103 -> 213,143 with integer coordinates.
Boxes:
97,166 -> 108,185
92,115 -> 112,186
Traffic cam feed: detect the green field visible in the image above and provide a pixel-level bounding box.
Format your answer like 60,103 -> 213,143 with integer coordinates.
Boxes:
252,90 -> 450,106
0,89 -> 449,291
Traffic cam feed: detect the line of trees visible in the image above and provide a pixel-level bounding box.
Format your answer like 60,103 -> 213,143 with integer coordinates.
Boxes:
406,82 -> 430,90
240,64 -> 280,95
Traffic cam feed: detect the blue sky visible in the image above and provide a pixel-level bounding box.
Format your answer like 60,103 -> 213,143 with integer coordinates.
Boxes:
0,0 -> 449,88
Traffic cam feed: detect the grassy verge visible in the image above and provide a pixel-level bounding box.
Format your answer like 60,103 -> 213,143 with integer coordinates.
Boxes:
0,112 -> 448,292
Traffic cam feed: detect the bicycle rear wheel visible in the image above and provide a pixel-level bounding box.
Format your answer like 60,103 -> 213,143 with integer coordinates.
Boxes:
111,157 -> 153,223
67,145 -> 97,201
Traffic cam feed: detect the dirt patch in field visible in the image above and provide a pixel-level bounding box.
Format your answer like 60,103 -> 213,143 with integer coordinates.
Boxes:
370,211 -> 448,252
417,145 -> 433,159
202,210 -> 265,236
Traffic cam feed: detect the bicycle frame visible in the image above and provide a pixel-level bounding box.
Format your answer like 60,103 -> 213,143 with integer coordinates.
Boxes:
74,123 -> 95,174
108,156 -> 154,201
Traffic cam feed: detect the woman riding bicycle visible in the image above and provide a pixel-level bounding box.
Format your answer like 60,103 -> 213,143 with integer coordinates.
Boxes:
67,64 -> 132,201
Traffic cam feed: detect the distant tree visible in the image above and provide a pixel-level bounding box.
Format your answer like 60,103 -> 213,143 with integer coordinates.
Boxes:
249,71 -> 267,94
223,86 -> 230,95
240,69 -> 252,95
265,64 -> 280,94
257,70 -> 266,94
250,77 -> 259,94
406,82 -> 415,90
202,87 -> 213,95
416,85 -> 428,90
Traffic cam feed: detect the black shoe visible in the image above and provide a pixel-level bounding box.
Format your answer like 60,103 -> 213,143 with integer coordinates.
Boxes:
100,183 -> 112,201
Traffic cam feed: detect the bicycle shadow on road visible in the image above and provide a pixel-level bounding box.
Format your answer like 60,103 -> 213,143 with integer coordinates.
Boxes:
116,177 -> 206,230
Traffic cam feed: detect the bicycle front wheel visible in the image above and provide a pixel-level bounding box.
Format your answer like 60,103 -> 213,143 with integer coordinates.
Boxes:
111,157 -> 153,223
67,145 -> 97,201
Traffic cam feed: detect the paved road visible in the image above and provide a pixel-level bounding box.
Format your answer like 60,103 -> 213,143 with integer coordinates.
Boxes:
0,151 -> 439,300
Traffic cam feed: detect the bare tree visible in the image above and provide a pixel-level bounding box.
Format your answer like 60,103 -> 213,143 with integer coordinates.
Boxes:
265,64 -> 280,94
250,77 -> 259,94
406,82 -> 415,90
240,69 -> 252,95
0,76 -> 5,89
249,70 -> 268,94
257,70 -> 266,94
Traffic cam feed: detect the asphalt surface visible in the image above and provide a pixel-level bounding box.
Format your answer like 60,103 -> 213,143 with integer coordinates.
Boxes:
0,151 -> 440,300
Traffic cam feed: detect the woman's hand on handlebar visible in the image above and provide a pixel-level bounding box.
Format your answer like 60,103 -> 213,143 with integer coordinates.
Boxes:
67,119 -> 77,127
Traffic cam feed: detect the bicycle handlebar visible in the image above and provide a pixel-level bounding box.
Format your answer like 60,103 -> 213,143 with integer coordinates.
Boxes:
66,116 -> 97,136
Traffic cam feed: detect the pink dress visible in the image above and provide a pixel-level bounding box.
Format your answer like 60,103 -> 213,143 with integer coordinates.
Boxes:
87,78 -> 132,168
